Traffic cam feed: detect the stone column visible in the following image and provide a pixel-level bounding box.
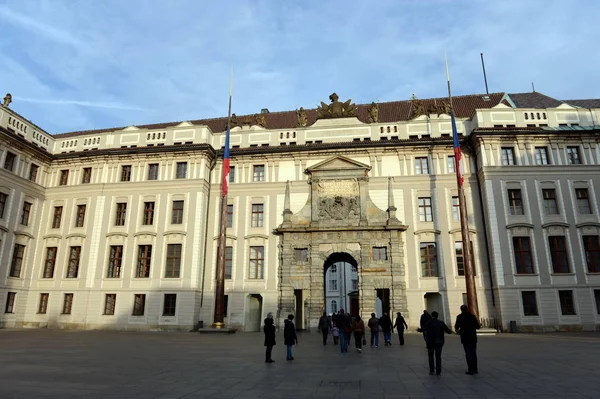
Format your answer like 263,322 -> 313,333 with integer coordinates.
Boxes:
389,230 -> 408,317
308,249 -> 324,331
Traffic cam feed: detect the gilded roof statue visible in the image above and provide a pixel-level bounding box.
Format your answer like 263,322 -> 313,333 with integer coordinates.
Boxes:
410,98 -> 425,119
436,100 -> 451,115
242,115 -> 252,126
296,107 -> 308,127
230,113 -> 238,128
254,113 -> 267,128
367,102 -> 379,123
3,93 -> 12,107
316,93 -> 357,119
427,103 -> 438,116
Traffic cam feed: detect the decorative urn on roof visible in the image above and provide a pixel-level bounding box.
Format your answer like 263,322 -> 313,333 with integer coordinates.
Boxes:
316,93 -> 357,119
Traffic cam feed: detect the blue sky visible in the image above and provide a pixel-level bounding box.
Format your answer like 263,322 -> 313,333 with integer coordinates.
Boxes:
1,0 -> 598,134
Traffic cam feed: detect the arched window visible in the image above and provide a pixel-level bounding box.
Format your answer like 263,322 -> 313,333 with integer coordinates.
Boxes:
286,132 -> 290,138
162,132 -> 166,139
387,126 -> 391,133
543,113 -> 547,119
394,126 -> 398,132
293,132 -> 296,138
537,113 -> 540,119
380,127 -> 384,133
331,300 -> 337,314
152,133 -> 156,139
147,133 -> 151,140
280,132 -> 283,139
524,113 -> 529,120
530,112 -> 534,119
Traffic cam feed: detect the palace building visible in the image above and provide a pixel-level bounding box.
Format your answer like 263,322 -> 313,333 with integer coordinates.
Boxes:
0,91 -> 599,332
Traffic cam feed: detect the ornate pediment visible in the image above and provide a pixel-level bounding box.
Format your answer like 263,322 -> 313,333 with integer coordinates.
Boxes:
306,155 -> 371,175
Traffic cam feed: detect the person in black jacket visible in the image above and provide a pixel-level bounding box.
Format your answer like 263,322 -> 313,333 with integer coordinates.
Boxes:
283,314 -> 297,360
419,310 -> 432,345
318,312 -> 331,345
378,313 -> 393,346
263,316 -> 276,363
454,305 -> 481,375
393,312 -> 408,345
423,311 -> 452,375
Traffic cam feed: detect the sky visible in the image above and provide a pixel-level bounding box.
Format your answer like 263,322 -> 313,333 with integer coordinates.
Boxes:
1,0 -> 598,134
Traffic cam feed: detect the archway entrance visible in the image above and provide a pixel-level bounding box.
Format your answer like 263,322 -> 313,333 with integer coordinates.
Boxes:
324,253 -> 359,317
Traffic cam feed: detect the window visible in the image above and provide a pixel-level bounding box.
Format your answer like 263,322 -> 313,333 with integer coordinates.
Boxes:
542,189 -> 559,215
43,247 -> 57,278
521,291 -> 538,316
415,157 -> 429,175
9,244 -> 25,277
575,188 -> 592,215
456,241 -> 465,276
535,147 -> 550,165
107,246 -> 123,278
229,166 -> 236,183
132,294 -> 146,316
171,200 -> 184,224
148,163 -> 159,180
249,246 -> 264,279
59,170 -> 69,185
121,165 -> 132,182
295,248 -> 308,262
82,167 -> 92,184
447,156 -> 455,173
566,147 -> 581,165
558,291 -> 576,315
74,205 -> 86,227
143,202 -> 155,225
549,236 -> 569,274
104,294 -> 116,315
176,162 -> 187,179
508,189 -> 524,216
331,300 -> 338,313
595,290 -> 600,315
136,245 -> 152,278
4,152 -> 16,171
251,204 -> 264,227
420,242 -> 439,277
226,204 -> 233,228
501,147 -> 516,165
66,246 -> 81,278
513,237 -> 534,274
38,293 -> 49,314
0,192 -> 7,218
165,244 -> 182,278
253,165 -> 265,182
163,294 -> 177,316
115,203 -> 127,226
329,277 -> 338,291
330,264 -> 337,275
225,246 -> 233,279
21,201 -> 32,225
52,206 -> 63,229
29,164 -> 39,182
62,294 -> 73,314
373,247 -> 387,261
418,197 -> 433,222
5,292 -> 16,313
452,196 -> 460,222
583,235 -> 600,273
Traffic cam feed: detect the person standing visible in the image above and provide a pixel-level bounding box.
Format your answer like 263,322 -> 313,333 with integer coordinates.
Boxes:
455,305 -> 481,375
352,315 -> 366,353
283,314 -> 297,360
332,323 -> 340,345
263,317 -> 276,363
318,312 -> 331,346
338,309 -> 352,353
367,313 -> 380,348
419,310 -> 432,344
423,311 -> 452,375
393,312 -> 408,345
378,313 -> 393,346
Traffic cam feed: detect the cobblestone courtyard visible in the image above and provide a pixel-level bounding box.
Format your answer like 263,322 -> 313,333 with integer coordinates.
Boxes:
0,329 -> 599,399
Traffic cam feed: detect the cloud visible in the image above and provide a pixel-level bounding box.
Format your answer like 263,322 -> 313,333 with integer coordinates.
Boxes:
13,97 -> 146,111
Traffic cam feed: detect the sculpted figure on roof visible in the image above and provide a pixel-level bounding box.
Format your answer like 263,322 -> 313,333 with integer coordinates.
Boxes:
296,107 -> 308,127
367,102 -> 379,123
410,98 -> 425,119
316,93 -> 357,119
2,93 -> 11,107
436,100 -> 451,115
254,113 -> 267,128
230,113 -> 238,128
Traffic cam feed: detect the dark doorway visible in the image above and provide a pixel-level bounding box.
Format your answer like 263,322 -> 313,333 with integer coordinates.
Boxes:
377,289 -> 390,316
246,294 -> 263,332
424,292 -> 443,319
323,252 -> 359,317
294,289 -> 303,330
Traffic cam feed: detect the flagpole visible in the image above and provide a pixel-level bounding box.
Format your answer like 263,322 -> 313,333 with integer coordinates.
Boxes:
445,54 -> 480,319
213,71 -> 233,328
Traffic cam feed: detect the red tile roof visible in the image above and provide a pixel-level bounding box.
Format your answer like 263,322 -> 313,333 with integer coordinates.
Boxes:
507,92 -> 563,108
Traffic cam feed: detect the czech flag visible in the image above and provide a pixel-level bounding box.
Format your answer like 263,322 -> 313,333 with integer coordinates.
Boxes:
451,111 -> 464,187
222,125 -> 230,196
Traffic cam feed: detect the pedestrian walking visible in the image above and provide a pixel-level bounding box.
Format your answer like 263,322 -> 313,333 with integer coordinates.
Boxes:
263,317 -> 276,363
332,324 -> 340,345
367,313 -> 380,348
378,313 -> 393,346
454,305 -> 481,375
393,312 -> 408,345
283,314 -> 297,360
423,311 -> 452,375
338,309 -> 352,353
419,310 -> 432,344
318,312 -> 331,345
352,315 -> 366,352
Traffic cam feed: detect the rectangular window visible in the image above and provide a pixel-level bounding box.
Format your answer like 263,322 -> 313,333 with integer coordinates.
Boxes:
62,294 -> 73,314
513,237 -> 534,274
535,147 -> 550,165
420,242 -> 439,277
171,200 -> 184,224
249,246 -> 264,279
415,157 -> 429,175
583,235 -> 600,273
542,189 -> 559,215
75,205 -> 86,227
521,291 -> 538,316
163,294 -> 177,316
143,202 -> 155,225
43,247 -> 57,278
0,192 -> 7,218
66,246 -> 81,278
251,204 -> 264,227
501,147 -> 516,165
148,163 -> 159,180
595,290 -> 600,315
115,202 -> 127,226
136,245 -> 152,278
373,247 -> 388,261
253,165 -> 265,182
176,162 -> 187,179
21,201 -> 32,225
225,246 -> 233,279
29,164 -> 39,182
132,294 -> 146,316
447,156 -> 456,173
59,170 -> 69,186
226,204 -> 233,228
52,206 -> 63,229
295,248 -> 308,262
5,292 -> 16,313
38,293 -> 49,314
82,167 -> 92,184
4,151 -> 16,171
456,241 -> 465,276
418,197 -> 433,222
549,236 -> 570,274
121,165 -> 132,182
576,188 -> 592,215
558,290 -> 576,315
229,166 -> 235,183
107,245 -> 123,278
508,189 -> 524,216
9,244 -> 25,277
104,294 -> 116,315
452,196 -> 460,221
165,244 -> 182,278
566,146 -> 581,165
352,279 -> 358,291
329,278 -> 338,291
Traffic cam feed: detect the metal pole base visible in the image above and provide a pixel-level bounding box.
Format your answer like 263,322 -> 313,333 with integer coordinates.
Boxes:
212,322 -> 225,329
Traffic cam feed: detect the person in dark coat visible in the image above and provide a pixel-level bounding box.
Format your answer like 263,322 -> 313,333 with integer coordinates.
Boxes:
419,310 -> 432,344
378,313 -> 393,346
283,314 -> 297,360
367,313 -> 380,348
318,312 -> 331,345
423,311 -> 452,375
455,305 -> 481,375
337,309 -> 352,353
393,312 -> 408,345
263,317 -> 276,363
